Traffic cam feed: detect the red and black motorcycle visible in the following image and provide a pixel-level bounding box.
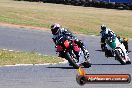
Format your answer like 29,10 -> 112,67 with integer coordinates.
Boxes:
55,36 -> 91,69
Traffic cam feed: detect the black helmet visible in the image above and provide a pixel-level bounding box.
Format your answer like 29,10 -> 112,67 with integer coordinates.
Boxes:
101,24 -> 106,31
51,23 -> 60,35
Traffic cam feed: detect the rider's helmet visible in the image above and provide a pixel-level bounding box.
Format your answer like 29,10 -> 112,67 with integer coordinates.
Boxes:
101,24 -> 106,31
51,23 -> 60,35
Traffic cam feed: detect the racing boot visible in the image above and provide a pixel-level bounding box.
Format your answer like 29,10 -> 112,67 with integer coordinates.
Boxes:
76,50 -> 85,67
81,45 -> 89,60
76,50 -> 91,68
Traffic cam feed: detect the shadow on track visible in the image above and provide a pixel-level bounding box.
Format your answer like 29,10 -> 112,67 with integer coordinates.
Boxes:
92,64 -> 122,65
95,50 -> 131,53
46,63 -> 123,69
46,66 -> 75,69
95,50 -> 104,52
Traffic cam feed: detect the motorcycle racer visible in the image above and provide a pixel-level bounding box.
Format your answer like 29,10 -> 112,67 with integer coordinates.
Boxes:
100,24 -> 129,53
100,24 -> 116,41
100,24 -> 116,51
50,23 -> 89,66
100,24 -> 129,58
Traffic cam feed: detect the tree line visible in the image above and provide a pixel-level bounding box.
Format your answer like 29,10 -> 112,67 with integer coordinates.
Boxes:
15,0 -> 132,10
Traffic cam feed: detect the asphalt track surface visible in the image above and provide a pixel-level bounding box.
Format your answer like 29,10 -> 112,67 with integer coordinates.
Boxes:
0,26 -> 131,88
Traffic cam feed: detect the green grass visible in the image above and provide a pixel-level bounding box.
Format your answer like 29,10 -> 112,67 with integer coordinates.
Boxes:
0,49 -> 63,66
0,0 -> 132,38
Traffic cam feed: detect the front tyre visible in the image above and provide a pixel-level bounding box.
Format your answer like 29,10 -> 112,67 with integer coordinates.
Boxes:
115,50 -> 126,65
65,52 -> 80,69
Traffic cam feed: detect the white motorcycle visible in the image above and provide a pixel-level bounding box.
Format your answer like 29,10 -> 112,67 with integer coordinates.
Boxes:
105,37 -> 131,65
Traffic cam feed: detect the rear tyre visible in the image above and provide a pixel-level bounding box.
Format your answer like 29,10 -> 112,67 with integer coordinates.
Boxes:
115,50 -> 126,65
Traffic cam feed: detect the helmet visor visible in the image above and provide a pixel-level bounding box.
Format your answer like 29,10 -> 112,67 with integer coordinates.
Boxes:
51,27 -> 59,35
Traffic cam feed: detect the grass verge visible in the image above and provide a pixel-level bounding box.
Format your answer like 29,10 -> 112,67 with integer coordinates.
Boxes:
0,0 -> 132,38
0,49 -> 63,66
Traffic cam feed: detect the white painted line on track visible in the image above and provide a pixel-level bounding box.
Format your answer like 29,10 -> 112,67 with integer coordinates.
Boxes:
3,60 -> 67,67
0,60 -> 68,67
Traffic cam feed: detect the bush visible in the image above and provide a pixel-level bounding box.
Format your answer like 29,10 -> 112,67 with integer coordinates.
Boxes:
15,0 -> 132,10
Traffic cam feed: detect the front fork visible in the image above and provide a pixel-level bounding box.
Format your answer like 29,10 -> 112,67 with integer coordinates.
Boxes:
115,47 -> 129,61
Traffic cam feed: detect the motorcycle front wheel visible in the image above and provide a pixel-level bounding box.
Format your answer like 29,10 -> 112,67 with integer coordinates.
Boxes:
65,52 -> 80,69
115,50 -> 126,65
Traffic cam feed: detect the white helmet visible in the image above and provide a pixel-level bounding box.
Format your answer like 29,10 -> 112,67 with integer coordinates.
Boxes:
101,24 -> 106,31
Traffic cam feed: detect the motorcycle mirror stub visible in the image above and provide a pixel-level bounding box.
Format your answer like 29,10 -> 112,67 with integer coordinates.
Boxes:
76,67 -> 131,85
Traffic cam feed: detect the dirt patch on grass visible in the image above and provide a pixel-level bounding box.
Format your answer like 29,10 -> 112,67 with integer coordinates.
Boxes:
0,22 -> 49,31
0,22 -> 81,35
0,0 -> 132,37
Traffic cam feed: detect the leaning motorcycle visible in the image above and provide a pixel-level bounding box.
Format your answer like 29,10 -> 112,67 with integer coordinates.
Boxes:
105,37 -> 131,65
55,36 -> 91,69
